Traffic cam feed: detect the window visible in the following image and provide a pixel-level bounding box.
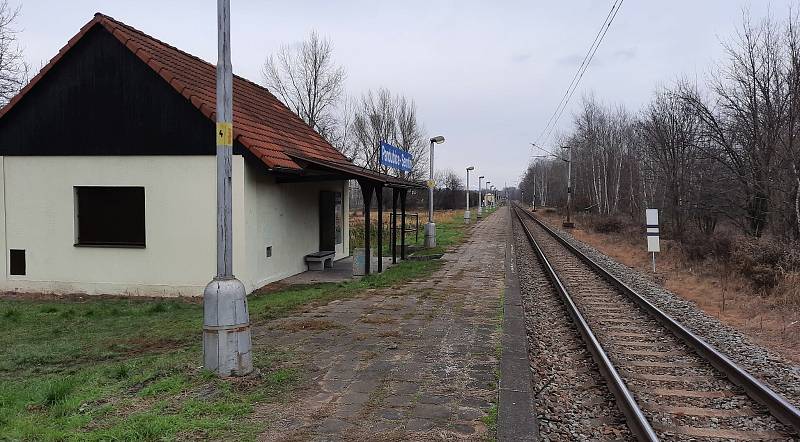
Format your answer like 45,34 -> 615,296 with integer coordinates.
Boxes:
75,187 -> 145,247
9,249 -> 25,275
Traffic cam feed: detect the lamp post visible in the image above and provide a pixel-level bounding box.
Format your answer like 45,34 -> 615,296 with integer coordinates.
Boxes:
203,0 -> 253,377
464,166 -> 474,223
485,181 -> 491,211
477,176 -> 485,219
425,136 -> 445,248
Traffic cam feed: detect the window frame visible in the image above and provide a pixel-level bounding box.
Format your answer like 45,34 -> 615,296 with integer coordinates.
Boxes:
73,186 -> 147,248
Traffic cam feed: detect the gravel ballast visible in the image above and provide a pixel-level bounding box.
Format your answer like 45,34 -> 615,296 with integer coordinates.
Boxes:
513,215 -> 633,441
541,218 -> 800,408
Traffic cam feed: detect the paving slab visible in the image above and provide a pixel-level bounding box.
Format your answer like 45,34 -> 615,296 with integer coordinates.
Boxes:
255,210 -> 507,441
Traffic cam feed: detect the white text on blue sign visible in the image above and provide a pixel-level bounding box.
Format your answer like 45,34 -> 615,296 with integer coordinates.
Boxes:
380,142 -> 413,172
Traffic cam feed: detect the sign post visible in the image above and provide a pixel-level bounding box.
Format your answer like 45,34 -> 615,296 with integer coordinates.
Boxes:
646,209 -> 660,273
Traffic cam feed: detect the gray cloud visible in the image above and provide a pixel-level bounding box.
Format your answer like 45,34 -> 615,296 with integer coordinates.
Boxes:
13,0 -> 795,187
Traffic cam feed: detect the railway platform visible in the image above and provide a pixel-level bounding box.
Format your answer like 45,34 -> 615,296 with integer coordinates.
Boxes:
256,209 -> 508,441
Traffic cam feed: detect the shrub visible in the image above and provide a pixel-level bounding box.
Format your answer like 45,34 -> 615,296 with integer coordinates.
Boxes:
732,237 -> 785,291
774,271 -> 800,308
681,231 -> 733,262
592,217 -> 624,234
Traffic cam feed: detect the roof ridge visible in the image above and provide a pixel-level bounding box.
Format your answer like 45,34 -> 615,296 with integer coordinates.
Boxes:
0,12 -> 355,174
94,13 -> 280,104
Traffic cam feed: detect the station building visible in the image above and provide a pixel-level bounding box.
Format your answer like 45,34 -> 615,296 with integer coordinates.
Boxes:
0,13 -> 415,297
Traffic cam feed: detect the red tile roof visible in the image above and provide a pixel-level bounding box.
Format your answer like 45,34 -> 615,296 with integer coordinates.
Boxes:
0,13 -> 356,171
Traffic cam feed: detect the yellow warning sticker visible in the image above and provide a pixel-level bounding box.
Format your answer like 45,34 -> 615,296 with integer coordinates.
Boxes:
426,179 -> 436,189
216,122 -> 233,146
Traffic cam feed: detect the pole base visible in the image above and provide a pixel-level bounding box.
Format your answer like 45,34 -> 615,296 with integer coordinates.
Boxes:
464,210 -> 471,224
562,221 -> 575,229
203,277 -> 253,377
424,222 -> 436,248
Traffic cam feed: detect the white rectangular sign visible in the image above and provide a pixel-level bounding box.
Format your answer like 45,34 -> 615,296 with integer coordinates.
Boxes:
646,208 -> 660,253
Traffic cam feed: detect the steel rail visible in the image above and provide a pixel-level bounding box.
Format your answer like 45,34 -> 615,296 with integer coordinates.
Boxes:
516,205 -> 800,433
511,206 -> 659,441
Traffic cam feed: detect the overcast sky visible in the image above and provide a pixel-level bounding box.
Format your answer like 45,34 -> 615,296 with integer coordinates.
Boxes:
13,0 -> 795,188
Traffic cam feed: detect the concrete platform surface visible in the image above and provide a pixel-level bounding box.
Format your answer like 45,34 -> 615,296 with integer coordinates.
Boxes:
254,209 -> 507,441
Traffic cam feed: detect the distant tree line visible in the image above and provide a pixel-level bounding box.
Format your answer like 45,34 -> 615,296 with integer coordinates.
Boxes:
521,12 -> 800,241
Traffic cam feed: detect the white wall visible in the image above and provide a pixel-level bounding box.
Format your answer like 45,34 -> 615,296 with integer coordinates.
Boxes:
0,156 -> 218,296
0,155 -> 350,297
240,161 -> 349,293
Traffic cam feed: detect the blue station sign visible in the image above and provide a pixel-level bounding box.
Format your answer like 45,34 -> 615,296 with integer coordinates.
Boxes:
379,142 -> 412,172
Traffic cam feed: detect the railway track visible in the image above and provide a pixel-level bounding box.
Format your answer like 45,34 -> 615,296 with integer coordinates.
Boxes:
511,204 -> 800,441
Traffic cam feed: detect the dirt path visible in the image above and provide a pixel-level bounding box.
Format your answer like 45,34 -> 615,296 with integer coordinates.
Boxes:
254,210 -> 506,441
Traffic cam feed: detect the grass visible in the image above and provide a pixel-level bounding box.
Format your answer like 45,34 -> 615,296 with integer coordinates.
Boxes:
349,207 -> 498,255
482,403 -> 498,441
0,259 -> 443,441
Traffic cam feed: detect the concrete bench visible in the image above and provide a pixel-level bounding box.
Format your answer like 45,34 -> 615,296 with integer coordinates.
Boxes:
305,251 -> 335,271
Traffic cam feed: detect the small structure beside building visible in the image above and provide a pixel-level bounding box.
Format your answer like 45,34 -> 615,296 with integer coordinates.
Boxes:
0,13 -> 418,297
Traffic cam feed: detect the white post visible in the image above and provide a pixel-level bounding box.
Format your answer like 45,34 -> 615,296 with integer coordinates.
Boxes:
203,0 -> 253,377
646,209 -> 660,274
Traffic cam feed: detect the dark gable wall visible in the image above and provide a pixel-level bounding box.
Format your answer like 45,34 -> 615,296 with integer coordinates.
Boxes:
0,25 -> 218,156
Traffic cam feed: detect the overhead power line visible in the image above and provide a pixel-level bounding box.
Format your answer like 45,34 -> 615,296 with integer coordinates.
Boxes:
532,0 -> 625,151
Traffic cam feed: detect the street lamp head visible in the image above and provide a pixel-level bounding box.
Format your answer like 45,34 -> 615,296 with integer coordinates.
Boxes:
466,166 -> 475,171
430,136 -> 445,144
479,175 -> 484,179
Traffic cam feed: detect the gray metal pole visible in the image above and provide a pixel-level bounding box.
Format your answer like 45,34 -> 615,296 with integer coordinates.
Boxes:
424,140 -> 436,247
203,0 -> 253,377
464,168 -> 471,223
567,147 -> 572,224
428,141 -> 434,224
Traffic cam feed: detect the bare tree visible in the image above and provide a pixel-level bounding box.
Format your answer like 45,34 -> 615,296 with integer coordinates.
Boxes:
350,88 -> 429,179
262,30 -> 345,140
393,96 -> 428,180
679,14 -> 788,236
352,88 -> 396,172
570,96 -> 633,215
435,168 -> 463,190
0,1 -> 27,107
638,86 -> 702,238
328,96 -> 357,161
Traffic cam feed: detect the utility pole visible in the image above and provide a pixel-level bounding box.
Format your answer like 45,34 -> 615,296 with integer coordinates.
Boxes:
203,0 -> 253,377
562,146 -> 574,228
